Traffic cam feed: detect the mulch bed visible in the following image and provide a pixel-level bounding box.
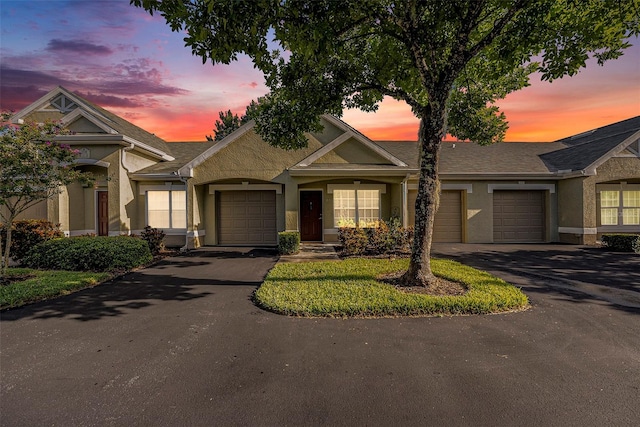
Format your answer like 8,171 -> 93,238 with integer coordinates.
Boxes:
378,271 -> 467,296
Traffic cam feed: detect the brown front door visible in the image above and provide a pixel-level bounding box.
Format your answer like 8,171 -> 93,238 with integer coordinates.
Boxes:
97,191 -> 108,236
300,191 -> 322,241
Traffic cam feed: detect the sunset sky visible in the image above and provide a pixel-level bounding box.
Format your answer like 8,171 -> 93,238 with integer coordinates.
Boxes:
1,1 -> 639,142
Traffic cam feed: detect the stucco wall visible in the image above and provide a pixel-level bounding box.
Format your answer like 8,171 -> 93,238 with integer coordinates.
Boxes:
315,139 -> 390,164
557,157 -> 640,244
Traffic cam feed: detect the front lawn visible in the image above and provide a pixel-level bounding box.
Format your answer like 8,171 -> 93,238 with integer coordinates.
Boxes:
0,268 -> 111,310
255,258 -> 529,317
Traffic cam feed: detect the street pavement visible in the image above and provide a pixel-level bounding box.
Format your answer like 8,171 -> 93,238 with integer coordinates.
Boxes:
1,245 -> 639,426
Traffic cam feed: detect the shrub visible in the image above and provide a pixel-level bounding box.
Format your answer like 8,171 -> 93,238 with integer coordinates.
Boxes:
0,220 -> 63,261
141,226 -> 166,255
601,234 -> 640,253
339,219 -> 412,256
369,218 -> 409,254
338,227 -> 368,255
23,236 -> 152,272
278,231 -> 300,255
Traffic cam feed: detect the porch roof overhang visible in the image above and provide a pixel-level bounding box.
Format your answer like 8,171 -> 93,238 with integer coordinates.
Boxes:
128,172 -> 185,181
289,166 -> 419,177
438,172 -> 561,181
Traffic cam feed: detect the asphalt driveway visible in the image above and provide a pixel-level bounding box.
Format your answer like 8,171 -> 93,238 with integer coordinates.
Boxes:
1,246 -> 639,426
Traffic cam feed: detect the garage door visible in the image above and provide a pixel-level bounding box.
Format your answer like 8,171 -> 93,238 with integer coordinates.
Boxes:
493,191 -> 545,242
409,190 -> 463,243
218,191 -> 277,245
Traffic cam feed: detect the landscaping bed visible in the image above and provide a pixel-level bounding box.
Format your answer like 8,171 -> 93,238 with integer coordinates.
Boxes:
255,258 -> 529,317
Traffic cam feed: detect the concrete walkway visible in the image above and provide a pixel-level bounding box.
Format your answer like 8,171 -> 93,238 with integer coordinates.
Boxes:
278,242 -> 340,263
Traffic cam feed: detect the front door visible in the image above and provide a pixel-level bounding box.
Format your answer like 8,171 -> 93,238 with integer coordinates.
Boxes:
300,191 -> 323,241
97,191 -> 108,236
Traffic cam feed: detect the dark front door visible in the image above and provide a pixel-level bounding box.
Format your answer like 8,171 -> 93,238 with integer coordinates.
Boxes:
300,191 -> 322,241
97,191 -> 108,236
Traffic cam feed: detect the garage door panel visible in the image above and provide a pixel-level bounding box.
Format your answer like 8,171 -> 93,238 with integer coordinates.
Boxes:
218,190 -> 277,245
434,191 -> 463,243
493,191 -> 544,242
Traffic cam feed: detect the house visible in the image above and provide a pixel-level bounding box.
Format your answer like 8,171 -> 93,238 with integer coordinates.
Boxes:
8,86 -> 640,247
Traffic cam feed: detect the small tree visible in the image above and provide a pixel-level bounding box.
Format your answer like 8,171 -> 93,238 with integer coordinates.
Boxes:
0,113 -> 92,277
206,100 -> 261,141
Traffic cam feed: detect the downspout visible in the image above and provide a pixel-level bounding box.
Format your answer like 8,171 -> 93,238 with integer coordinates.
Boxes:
177,169 -> 190,252
401,174 -> 410,228
121,143 -> 135,172
119,143 -> 135,235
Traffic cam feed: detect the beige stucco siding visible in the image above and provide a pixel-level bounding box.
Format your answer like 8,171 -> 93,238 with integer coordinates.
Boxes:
191,130 -> 321,185
315,139 -> 391,164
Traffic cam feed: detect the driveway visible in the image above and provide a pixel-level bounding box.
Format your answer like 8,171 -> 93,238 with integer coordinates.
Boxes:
432,243 -> 640,309
1,246 -> 639,426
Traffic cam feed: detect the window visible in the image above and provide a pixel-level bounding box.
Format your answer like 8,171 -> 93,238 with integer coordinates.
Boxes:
600,191 -> 619,225
147,190 -> 186,229
334,189 -> 380,227
600,189 -> 640,226
623,190 -> 640,225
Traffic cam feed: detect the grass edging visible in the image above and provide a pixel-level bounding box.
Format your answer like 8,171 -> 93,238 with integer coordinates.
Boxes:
255,258 -> 529,317
0,268 -> 112,310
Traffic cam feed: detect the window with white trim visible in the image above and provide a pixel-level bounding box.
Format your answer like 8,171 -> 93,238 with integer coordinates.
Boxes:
147,190 -> 186,229
600,190 -> 640,226
334,189 -> 380,227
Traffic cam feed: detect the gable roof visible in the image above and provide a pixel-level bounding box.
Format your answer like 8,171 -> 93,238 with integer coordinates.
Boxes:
131,141 -> 214,178
540,116 -> 640,173
294,115 -> 407,168
11,86 -> 174,161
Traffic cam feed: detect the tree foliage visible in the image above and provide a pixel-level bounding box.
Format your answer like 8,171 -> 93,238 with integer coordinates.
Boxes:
0,113 -> 92,276
207,100 -> 261,141
132,0 -> 639,286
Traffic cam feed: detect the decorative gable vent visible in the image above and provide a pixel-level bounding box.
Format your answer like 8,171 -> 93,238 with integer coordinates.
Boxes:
50,95 -> 78,112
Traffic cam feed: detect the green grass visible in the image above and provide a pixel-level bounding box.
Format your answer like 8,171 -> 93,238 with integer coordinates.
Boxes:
0,268 -> 111,310
255,258 -> 529,317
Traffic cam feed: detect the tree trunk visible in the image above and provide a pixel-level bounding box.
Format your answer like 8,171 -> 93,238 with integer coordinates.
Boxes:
400,100 -> 448,287
1,221 -> 12,278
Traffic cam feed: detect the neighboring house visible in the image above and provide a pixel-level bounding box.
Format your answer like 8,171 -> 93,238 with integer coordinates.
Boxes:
8,86 -> 640,247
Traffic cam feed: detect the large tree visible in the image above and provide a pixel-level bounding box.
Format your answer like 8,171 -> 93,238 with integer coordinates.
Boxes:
0,114 -> 92,277
133,0 -> 639,286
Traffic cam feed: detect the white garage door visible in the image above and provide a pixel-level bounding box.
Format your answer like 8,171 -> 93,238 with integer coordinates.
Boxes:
493,191 -> 545,242
218,191 -> 277,245
409,190 -> 463,243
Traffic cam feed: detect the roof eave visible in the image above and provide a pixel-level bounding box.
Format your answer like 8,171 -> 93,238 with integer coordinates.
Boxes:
289,168 -> 418,177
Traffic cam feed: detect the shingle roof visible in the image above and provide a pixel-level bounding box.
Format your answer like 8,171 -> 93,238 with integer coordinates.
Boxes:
70,91 -> 172,155
377,116 -> 640,175
540,116 -> 640,172
134,141 -> 214,174
376,140 -> 563,174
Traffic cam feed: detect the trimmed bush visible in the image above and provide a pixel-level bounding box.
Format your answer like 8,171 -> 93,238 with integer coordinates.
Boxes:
601,234 -> 640,253
339,219 -> 412,256
278,231 -> 301,255
338,227 -> 368,255
141,225 -> 166,255
23,236 -> 153,272
0,220 -> 63,261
